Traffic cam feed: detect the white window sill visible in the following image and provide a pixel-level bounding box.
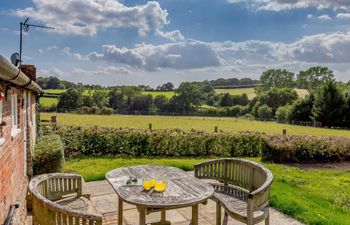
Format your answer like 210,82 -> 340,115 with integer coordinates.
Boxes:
0,137 -> 5,146
11,128 -> 21,138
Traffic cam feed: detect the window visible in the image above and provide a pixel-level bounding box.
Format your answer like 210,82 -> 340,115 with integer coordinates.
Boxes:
11,94 -> 18,129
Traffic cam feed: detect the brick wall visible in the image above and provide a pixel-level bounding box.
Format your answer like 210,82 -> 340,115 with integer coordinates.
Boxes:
0,84 -> 37,224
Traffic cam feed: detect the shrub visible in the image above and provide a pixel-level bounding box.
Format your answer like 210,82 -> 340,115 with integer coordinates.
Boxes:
57,126 -> 267,158
33,135 -> 65,175
262,135 -> 350,163
76,106 -> 92,114
100,107 -> 114,115
276,105 -> 291,123
258,104 -> 272,120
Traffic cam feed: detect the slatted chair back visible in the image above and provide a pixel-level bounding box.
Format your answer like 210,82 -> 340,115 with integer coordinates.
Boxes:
29,173 -> 102,225
195,158 -> 273,211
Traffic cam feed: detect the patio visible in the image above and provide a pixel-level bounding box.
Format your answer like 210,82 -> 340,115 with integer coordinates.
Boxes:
86,179 -> 303,225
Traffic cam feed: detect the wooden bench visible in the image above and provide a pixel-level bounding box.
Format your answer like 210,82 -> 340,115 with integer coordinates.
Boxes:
29,173 -> 102,225
194,158 -> 273,225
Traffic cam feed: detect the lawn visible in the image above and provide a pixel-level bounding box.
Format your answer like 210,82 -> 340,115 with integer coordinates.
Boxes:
65,156 -> 350,225
41,113 -> 350,137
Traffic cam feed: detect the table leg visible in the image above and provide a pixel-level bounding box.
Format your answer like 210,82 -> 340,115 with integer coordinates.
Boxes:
118,197 -> 123,225
139,207 -> 146,225
192,204 -> 199,225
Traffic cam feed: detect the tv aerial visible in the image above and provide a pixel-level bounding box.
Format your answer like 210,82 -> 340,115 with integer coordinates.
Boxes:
13,17 -> 54,67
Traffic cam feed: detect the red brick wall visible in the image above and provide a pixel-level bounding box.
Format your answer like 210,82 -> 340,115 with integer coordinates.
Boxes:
0,84 -> 37,224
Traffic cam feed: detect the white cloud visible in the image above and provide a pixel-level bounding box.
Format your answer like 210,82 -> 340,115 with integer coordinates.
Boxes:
227,0 -> 350,11
13,0 -> 169,36
307,14 -> 314,19
156,29 -> 185,42
83,31 -> 350,74
62,47 -> 72,56
336,13 -> 350,19
88,40 -> 223,71
47,45 -> 58,51
317,15 -> 332,20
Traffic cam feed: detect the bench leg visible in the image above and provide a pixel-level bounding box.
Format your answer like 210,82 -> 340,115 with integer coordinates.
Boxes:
216,201 -> 221,225
192,204 -> 198,225
265,212 -> 270,225
118,197 -> 123,225
138,207 -> 146,225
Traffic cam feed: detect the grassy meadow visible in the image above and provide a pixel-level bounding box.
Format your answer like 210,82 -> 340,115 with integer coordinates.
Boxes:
40,97 -> 58,107
65,156 -> 350,225
41,113 -> 350,137
215,87 -> 309,100
215,88 -> 257,99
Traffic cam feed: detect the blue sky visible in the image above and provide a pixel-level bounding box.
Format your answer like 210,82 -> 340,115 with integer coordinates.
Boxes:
1,0 -> 350,86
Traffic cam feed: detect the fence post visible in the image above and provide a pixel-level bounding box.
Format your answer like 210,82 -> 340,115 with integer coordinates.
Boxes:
214,126 -> 218,133
282,128 -> 287,136
51,116 -> 57,124
149,123 -> 152,130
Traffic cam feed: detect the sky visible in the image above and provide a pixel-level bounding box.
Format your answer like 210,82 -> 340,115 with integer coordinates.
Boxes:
1,0 -> 350,87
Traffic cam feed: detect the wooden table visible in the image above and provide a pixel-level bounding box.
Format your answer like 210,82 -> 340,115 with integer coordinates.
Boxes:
106,165 -> 214,225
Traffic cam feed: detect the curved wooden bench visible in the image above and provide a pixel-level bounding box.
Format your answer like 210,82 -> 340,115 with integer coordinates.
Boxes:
29,173 -> 102,225
194,158 -> 273,225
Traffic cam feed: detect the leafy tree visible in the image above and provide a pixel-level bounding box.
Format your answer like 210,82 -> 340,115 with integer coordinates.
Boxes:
258,88 -> 298,113
311,81 -> 345,127
82,95 -> 94,107
92,91 -> 109,108
343,91 -> 350,127
154,95 -> 169,111
173,83 -> 205,112
297,66 -> 334,91
129,95 -> 153,112
257,104 -> 273,120
219,93 -> 233,107
160,82 -> 174,91
57,88 -> 83,112
108,89 -> 125,110
260,69 -> 295,90
289,94 -> 314,122
276,105 -> 291,123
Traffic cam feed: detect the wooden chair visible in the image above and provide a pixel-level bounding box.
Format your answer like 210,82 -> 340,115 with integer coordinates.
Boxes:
29,173 -> 102,225
194,158 -> 273,225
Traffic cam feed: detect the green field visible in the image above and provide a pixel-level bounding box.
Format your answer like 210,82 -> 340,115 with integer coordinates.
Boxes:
215,88 -> 257,99
142,91 -> 175,98
215,88 -> 309,100
40,97 -> 58,107
65,156 -> 350,225
41,113 -> 350,137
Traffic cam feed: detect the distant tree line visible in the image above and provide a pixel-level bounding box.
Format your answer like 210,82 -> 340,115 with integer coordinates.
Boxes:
39,66 -> 350,128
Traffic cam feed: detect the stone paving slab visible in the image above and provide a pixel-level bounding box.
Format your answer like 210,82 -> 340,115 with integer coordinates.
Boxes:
86,180 -> 304,225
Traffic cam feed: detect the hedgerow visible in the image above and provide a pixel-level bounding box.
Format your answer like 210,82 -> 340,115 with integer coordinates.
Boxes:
57,126 -> 265,158
262,135 -> 350,163
54,125 -> 350,163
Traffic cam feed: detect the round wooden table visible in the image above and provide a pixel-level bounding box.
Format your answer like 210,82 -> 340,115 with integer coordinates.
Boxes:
106,165 -> 214,225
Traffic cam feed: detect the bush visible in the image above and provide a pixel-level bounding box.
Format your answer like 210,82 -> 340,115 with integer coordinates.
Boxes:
57,126 -> 267,158
262,135 -> 350,163
33,135 -> 65,175
276,105 -> 291,123
100,107 -> 114,115
258,104 -> 272,120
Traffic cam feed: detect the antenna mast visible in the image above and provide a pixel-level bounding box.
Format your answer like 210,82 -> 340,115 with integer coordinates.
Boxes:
19,17 -> 54,67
